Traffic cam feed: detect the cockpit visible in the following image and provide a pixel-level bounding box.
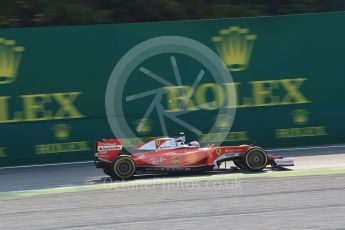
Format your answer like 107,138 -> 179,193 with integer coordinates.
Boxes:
173,132 -> 187,148
135,132 -> 200,151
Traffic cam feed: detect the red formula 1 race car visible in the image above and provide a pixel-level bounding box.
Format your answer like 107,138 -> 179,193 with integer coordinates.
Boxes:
94,132 -> 294,180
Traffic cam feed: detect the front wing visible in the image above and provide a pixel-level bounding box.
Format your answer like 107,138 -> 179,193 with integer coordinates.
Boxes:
273,158 -> 295,167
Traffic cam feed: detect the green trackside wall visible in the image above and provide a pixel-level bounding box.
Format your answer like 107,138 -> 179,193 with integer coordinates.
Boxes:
0,12 -> 345,166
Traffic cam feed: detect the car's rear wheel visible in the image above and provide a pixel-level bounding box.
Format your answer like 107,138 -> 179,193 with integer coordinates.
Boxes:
233,158 -> 248,169
244,148 -> 268,171
111,156 -> 136,180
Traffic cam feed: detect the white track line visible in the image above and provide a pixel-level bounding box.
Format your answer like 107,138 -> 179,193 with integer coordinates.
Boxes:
0,161 -> 93,170
267,144 -> 345,152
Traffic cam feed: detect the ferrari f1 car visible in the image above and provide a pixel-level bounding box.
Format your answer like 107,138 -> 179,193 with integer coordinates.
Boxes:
94,132 -> 294,180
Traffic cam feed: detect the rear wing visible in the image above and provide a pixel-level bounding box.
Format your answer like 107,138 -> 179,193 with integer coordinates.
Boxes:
95,139 -> 123,162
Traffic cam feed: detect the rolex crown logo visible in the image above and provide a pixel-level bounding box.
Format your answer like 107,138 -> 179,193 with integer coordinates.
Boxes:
292,109 -> 309,125
135,118 -> 152,134
0,37 -> 25,84
52,124 -> 71,140
212,26 -> 256,71
215,115 -> 232,129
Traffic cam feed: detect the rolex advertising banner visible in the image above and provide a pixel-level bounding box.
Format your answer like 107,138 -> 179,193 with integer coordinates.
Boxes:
1,12 -> 345,166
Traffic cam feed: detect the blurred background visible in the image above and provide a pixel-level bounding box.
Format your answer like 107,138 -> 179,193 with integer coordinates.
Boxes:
1,0 -> 345,28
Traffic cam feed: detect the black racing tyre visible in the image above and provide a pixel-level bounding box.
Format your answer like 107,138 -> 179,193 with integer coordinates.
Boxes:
111,155 -> 136,180
244,148 -> 268,172
233,158 -> 248,170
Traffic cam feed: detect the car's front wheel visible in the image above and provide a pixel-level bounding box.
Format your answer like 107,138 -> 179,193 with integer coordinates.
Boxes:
111,156 -> 136,180
244,148 -> 268,171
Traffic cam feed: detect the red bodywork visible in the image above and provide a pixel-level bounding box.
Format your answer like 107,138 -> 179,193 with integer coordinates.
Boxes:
94,138 -> 281,174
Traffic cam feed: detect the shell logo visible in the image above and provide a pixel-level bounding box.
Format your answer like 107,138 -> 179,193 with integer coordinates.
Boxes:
185,152 -> 199,164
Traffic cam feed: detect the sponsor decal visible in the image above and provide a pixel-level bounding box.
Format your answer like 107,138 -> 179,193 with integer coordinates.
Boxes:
274,158 -> 294,166
165,78 -> 310,112
212,26 -> 256,71
216,149 -> 222,155
275,109 -> 327,138
36,141 -> 91,154
97,151 -> 109,159
224,147 -> 244,153
52,124 -> 71,140
97,144 -> 122,151
215,114 -> 232,129
276,126 -> 327,138
292,109 -> 309,125
35,124 -> 91,154
0,37 -> 25,84
185,152 -> 199,164
135,118 -> 152,134
150,156 -> 166,165
0,92 -> 85,124
172,157 -> 179,165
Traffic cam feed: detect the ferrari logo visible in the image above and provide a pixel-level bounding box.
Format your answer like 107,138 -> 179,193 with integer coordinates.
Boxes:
216,149 -> 222,155
155,140 -> 161,149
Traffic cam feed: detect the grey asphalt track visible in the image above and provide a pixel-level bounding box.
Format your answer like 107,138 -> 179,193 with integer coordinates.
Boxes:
1,145 -> 345,230
1,174 -> 345,230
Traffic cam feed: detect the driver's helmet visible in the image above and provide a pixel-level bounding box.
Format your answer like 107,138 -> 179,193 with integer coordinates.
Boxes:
174,132 -> 186,147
